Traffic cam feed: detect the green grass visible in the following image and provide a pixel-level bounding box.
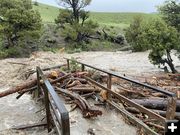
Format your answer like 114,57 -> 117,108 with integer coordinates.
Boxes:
91,12 -> 160,28
33,3 -> 59,23
33,2 -> 160,28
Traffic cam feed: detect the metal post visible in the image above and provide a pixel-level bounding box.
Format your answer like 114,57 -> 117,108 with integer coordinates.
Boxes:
107,74 -> 112,100
43,85 -> 51,132
107,74 -> 112,89
67,60 -> 70,72
35,68 -> 41,99
81,64 -> 85,71
166,97 -> 177,120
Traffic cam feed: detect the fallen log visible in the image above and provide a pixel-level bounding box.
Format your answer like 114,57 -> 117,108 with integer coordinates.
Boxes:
72,72 -> 89,78
125,107 -> 180,120
152,109 -> 180,120
8,61 -> 28,65
16,86 -> 37,99
125,107 -> 140,114
82,92 -> 96,99
0,71 -> 64,98
145,122 -> 164,130
25,64 -> 67,77
16,74 -> 71,99
66,80 -> 81,88
132,99 -> 180,112
68,87 -> 100,93
55,87 -> 102,118
69,77 -> 87,84
12,122 -> 47,130
118,86 -> 147,97
0,78 -> 38,98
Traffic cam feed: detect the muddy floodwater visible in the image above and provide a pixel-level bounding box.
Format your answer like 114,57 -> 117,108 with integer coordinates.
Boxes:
0,51 -> 179,135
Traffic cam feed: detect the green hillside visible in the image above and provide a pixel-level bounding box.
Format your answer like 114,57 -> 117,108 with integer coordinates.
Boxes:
33,3 -> 160,28
33,3 -> 59,23
91,12 -> 160,28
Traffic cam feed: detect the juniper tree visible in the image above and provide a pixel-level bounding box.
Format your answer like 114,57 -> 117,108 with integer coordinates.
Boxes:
55,0 -> 98,44
0,0 -> 42,48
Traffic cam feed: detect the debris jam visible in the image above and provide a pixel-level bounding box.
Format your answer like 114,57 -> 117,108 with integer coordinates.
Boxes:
0,65 -> 137,135
0,51 -> 179,135
0,60 -> 180,135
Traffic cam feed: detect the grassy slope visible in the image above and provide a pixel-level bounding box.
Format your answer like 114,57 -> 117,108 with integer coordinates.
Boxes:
33,3 -> 160,28
33,3 -> 59,23
91,12 -> 160,28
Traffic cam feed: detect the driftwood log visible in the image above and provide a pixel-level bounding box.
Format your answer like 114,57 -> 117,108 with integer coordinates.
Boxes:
132,98 -> 180,112
0,78 -> 38,98
152,109 -> 180,120
125,107 -> 180,120
0,71 -> 64,98
12,122 -> 47,130
68,87 -> 100,93
16,74 -> 71,99
55,87 -> 102,118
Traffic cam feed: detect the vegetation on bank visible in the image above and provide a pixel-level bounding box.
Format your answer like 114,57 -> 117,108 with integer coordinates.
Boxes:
0,0 -> 42,58
125,0 -> 180,73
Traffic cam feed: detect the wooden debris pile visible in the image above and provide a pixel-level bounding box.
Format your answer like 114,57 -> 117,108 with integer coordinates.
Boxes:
53,71 -> 103,118
105,73 -> 180,134
0,69 -> 103,119
0,64 -> 179,134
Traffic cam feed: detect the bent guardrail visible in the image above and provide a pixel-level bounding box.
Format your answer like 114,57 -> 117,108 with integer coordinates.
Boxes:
65,58 -> 177,121
36,66 -> 70,135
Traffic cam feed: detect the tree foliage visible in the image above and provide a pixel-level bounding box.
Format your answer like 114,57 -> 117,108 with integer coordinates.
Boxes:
0,0 -> 42,49
125,17 -> 179,73
125,16 -> 149,52
56,0 -> 98,44
147,19 -> 179,73
159,0 -> 180,32
57,0 -> 91,22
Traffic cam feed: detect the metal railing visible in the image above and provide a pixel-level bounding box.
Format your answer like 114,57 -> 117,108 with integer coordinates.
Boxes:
36,67 -> 70,135
65,58 -> 177,122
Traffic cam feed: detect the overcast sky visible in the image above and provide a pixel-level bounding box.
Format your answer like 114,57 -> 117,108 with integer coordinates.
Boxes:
35,0 -> 166,13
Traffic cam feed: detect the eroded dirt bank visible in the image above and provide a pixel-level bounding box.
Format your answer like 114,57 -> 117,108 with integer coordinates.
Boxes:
0,51 -> 179,135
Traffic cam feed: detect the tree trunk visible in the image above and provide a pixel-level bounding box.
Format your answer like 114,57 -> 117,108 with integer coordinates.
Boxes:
72,3 -> 79,23
0,78 -> 37,98
166,60 -> 177,74
0,72 -> 62,98
166,50 -> 177,73
6,36 -> 14,49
